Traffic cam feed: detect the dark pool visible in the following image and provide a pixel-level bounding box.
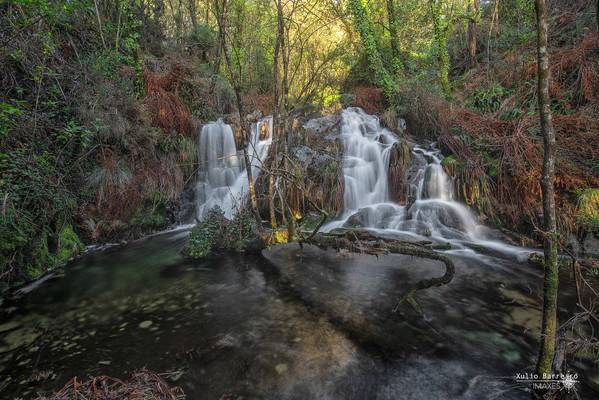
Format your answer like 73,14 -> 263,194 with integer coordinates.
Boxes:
0,230 -> 597,399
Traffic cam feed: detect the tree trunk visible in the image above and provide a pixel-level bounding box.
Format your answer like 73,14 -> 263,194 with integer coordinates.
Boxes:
467,0 -> 478,68
430,0 -> 451,99
215,0 -> 262,228
93,0 -> 107,50
534,0 -> 559,389
385,0 -> 403,74
188,0 -> 197,30
213,0 -> 226,74
348,0 -> 397,98
269,0 -> 285,234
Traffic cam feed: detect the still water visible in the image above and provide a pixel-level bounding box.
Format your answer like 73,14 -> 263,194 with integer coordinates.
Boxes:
0,230 -> 597,399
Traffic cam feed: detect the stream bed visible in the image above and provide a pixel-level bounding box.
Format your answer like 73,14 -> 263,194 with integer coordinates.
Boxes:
0,230 -> 597,399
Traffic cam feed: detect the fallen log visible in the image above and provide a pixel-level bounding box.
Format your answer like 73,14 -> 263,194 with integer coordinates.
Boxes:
305,229 -> 456,309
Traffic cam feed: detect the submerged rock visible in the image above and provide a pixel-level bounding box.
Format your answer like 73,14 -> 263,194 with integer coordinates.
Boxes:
138,320 -> 153,329
0,328 -> 41,354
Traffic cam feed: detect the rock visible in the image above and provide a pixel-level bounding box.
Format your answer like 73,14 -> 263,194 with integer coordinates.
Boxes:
98,360 -> 111,365
245,110 -> 263,123
292,146 -> 314,163
0,329 -> 41,354
275,363 -> 288,374
138,320 -> 153,329
303,114 -> 340,134
343,205 -> 401,229
0,321 -> 21,334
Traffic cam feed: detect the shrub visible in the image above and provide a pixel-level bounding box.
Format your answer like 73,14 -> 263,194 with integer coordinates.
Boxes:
467,83 -> 509,113
185,207 -> 256,259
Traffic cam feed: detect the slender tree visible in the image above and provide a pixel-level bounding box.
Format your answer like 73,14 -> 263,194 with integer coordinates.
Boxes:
348,0 -> 397,97
430,0 -> 451,99
188,0 -> 198,30
534,0 -> 559,388
385,0 -> 403,74
269,0 -> 285,234
215,0 -> 263,228
467,0 -> 478,67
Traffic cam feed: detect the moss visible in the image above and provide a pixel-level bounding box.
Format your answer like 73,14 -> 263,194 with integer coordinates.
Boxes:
577,188 -> 599,232
26,232 -> 54,280
57,224 -> 84,264
131,203 -> 168,230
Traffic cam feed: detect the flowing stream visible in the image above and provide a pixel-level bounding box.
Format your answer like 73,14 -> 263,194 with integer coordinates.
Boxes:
323,108 -> 529,260
195,117 -> 273,220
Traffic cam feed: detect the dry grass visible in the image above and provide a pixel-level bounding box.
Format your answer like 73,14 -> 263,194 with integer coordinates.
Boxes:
442,104 -> 599,236
35,369 -> 185,400
352,86 -> 386,114
144,62 -> 193,136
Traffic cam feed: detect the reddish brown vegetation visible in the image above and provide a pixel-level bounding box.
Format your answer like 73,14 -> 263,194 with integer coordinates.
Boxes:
441,105 -> 599,235
515,31 -> 599,105
243,89 -> 274,116
352,86 -> 386,114
36,369 -> 185,400
144,62 -> 193,136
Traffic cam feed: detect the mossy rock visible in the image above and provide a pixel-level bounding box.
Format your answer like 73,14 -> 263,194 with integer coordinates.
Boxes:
57,224 -> 84,264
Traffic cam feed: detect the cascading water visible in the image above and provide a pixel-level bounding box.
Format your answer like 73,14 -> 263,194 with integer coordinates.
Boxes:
195,117 -> 273,220
323,108 -> 529,258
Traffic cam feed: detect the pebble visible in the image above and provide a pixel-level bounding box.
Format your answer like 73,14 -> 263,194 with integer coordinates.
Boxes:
275,363 -> 288,374
139,320 -> 153,329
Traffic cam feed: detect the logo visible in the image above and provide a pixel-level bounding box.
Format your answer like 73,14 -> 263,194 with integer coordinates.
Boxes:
514,372 -> 579,393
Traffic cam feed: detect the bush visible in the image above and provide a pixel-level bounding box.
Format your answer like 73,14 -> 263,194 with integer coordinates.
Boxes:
467,83 -> 509,113
185,207 -> 256,259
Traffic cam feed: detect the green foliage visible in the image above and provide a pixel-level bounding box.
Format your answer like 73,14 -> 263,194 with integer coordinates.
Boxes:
187,24 -> 217,60
0,145 -> 80,281
57,224 -> 85,263
348,0 -> 399,99
0,101 -> 23,138
468,83 -> 509,113
577,189 -> 599,232
186,207 -> 255,259
187,208 -> 228,259
429,0 -> 451,99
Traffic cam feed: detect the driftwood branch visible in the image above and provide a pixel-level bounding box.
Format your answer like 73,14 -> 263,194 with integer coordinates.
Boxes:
306,229 -> 455,310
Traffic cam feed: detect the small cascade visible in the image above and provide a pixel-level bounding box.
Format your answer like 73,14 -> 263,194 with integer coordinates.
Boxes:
323,107 -> 530,257
341,107 -> 398,210
396,146 -> 481,240
195,116 -> 273,220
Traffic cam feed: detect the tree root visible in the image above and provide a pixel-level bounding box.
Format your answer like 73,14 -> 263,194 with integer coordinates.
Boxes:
306,229 -> 455,310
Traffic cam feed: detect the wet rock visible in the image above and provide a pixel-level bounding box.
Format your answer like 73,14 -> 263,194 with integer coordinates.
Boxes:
98,360 -> 112,365
407,201 -> 469,232
343,205 -> 400,229
0,321 -> 21,334
275,363 -> 288,374
292,146 -> 314,163
0,329 -> 41,354
303,114 -> 340,135
138,320 -> 153,329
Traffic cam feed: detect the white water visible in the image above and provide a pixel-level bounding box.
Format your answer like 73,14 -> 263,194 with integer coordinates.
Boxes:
323,108 -> 531,259
195,117 -> 273,220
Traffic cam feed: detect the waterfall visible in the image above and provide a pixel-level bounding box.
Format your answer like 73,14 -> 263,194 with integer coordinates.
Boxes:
341,107 -> 398,210
322,107 -> 533,258
322,108 -> 488,244
195,116 -> 273,220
